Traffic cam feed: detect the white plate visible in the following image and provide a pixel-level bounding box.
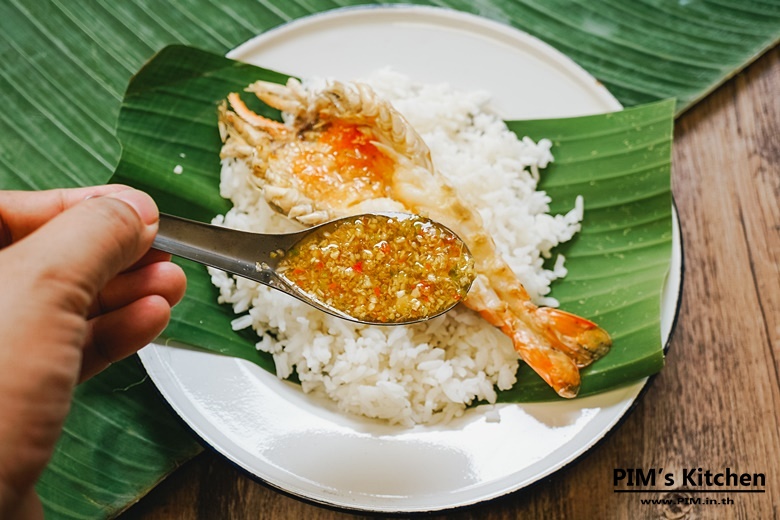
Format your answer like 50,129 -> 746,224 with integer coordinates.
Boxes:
139,6 -> 682,513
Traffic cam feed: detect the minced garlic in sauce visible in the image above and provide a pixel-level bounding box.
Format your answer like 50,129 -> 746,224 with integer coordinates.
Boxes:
277,214 -> 475,323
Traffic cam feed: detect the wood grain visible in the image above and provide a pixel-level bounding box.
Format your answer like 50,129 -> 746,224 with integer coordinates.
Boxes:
121,47 -> 779,520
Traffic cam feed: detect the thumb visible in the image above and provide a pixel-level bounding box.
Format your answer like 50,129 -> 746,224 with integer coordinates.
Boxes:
15,189 -> 159,316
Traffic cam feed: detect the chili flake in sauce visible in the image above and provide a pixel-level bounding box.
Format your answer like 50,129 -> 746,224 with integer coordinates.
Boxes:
277,214 -> 475,323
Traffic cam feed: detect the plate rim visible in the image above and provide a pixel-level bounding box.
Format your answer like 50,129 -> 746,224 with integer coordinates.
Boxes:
138,4 -> 683,514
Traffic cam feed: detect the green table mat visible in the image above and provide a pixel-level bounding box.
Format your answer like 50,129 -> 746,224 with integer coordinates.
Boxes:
0,1 -> 776,518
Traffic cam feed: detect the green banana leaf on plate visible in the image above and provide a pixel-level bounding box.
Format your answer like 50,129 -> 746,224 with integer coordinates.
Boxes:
111,45 -> 675,401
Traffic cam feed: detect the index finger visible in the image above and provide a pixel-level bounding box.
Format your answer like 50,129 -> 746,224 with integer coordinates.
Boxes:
0,185 -> 132,246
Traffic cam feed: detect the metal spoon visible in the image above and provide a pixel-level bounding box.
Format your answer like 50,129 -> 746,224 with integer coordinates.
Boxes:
152,213 -> 474,325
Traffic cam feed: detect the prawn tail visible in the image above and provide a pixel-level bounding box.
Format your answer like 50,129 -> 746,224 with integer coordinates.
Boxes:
519,344 -> 581,399
534,307 -> 612,368
479,307 -> 581,398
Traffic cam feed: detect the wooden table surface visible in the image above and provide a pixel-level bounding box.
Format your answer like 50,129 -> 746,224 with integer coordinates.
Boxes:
121,46 -> 779,520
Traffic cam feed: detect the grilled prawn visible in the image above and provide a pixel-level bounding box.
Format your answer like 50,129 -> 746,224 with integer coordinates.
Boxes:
217,78 -> 611,397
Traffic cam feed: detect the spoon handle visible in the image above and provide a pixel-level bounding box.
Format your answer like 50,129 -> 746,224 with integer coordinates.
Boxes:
152,213 -> 289,283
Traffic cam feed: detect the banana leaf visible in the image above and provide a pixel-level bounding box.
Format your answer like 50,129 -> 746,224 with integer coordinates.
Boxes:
1,1 -> 776,193
111,45 -> 674,401
503,110 -> 674,399
35,360 -> 202,518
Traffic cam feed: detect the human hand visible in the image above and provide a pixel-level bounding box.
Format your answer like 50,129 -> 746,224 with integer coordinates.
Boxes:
0,185 -> 187,518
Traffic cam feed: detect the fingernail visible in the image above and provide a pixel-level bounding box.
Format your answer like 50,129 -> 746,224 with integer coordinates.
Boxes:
107,189 -> 159,226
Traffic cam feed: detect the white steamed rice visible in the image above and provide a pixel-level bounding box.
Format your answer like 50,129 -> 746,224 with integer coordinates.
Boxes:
209,69 -> 584,426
